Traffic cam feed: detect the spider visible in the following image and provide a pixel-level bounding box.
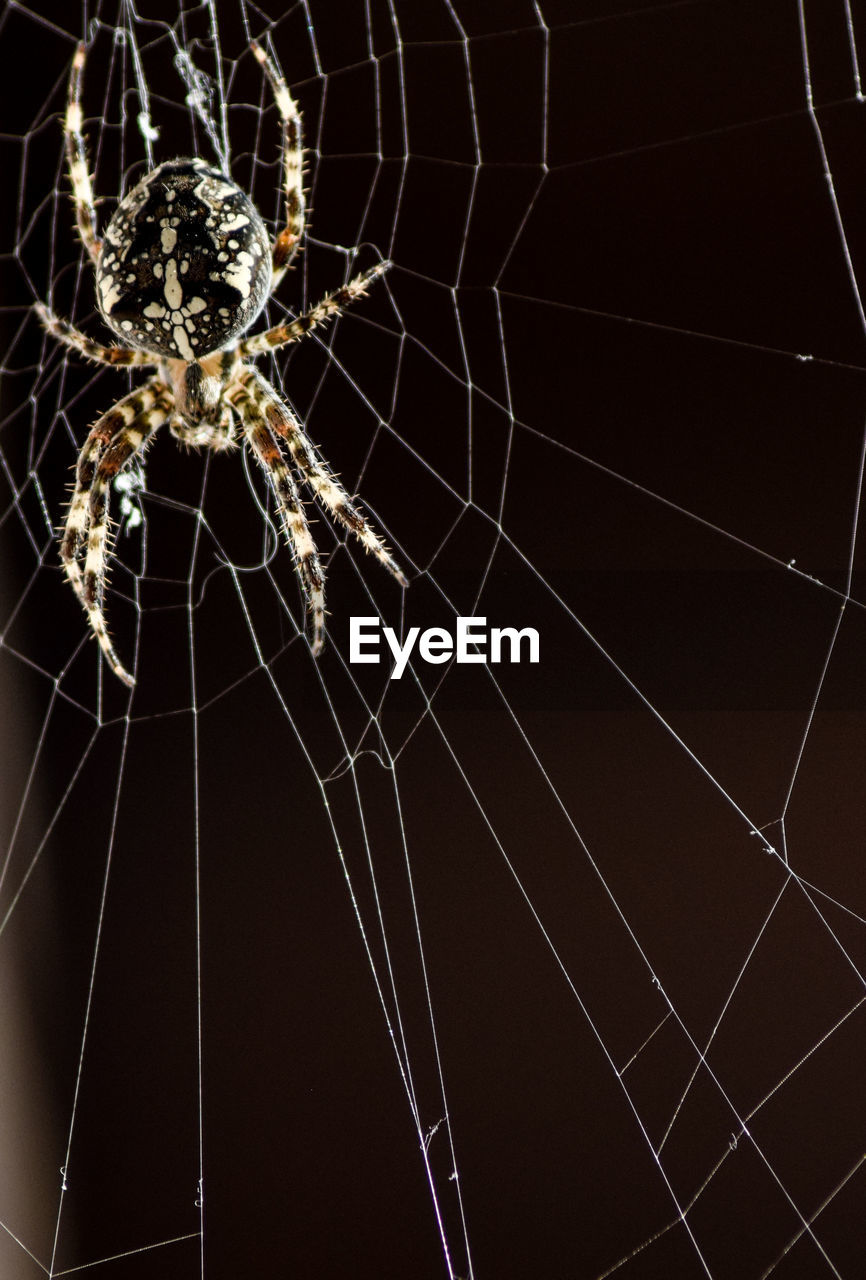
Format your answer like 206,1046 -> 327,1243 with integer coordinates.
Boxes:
37,40 -> 407,687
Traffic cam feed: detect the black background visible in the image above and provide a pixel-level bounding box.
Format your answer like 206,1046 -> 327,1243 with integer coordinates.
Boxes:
2,2 -> 866,1278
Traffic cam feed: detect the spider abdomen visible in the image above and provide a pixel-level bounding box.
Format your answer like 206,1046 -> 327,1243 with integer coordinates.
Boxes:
96,157 -> 272,360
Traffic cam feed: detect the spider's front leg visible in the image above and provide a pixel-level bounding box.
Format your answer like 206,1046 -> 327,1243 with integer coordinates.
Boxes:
228,375 -> 327,653
62,379 -> 171,686
232,368 -> 406,656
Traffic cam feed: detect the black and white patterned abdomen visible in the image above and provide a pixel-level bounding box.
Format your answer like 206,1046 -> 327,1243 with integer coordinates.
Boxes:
96,158 -> 272,360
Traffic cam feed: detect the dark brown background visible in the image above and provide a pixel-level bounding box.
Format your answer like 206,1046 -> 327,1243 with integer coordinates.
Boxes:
1,1 -> 865,1278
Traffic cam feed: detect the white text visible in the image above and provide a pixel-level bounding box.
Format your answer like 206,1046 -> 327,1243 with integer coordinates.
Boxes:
350,616 -> 540,680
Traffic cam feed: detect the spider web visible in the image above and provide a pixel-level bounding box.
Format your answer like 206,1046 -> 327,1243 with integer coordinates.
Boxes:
1,0 -> 866,1276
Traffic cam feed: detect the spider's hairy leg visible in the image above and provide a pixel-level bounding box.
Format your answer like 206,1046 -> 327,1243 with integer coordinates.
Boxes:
236,261 -> 391,358
229,376 -> 326,654
251,41 -> 305,290
35,304 -> 157,367
61,379 -> 171,686
240,368 -> 408,588
61,380 -> 165,573
65,41 -> 101,264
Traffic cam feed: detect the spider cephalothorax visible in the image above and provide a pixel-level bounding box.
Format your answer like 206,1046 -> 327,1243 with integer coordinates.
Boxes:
37,41 -> 407,687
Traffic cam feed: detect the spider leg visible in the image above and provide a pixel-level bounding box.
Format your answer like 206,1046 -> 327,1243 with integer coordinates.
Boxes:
62,378 -> 171,686
65,42 -> 101,264
235,261 -> 390,359
35,304 -> 157,367
228,375 -> 326,654
238,368 -> 408,588
251,41 -> 305,290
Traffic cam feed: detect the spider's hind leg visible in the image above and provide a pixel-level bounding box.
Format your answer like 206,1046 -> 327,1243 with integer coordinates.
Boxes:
64,42 -> 102,265
251,41 -> 305,291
